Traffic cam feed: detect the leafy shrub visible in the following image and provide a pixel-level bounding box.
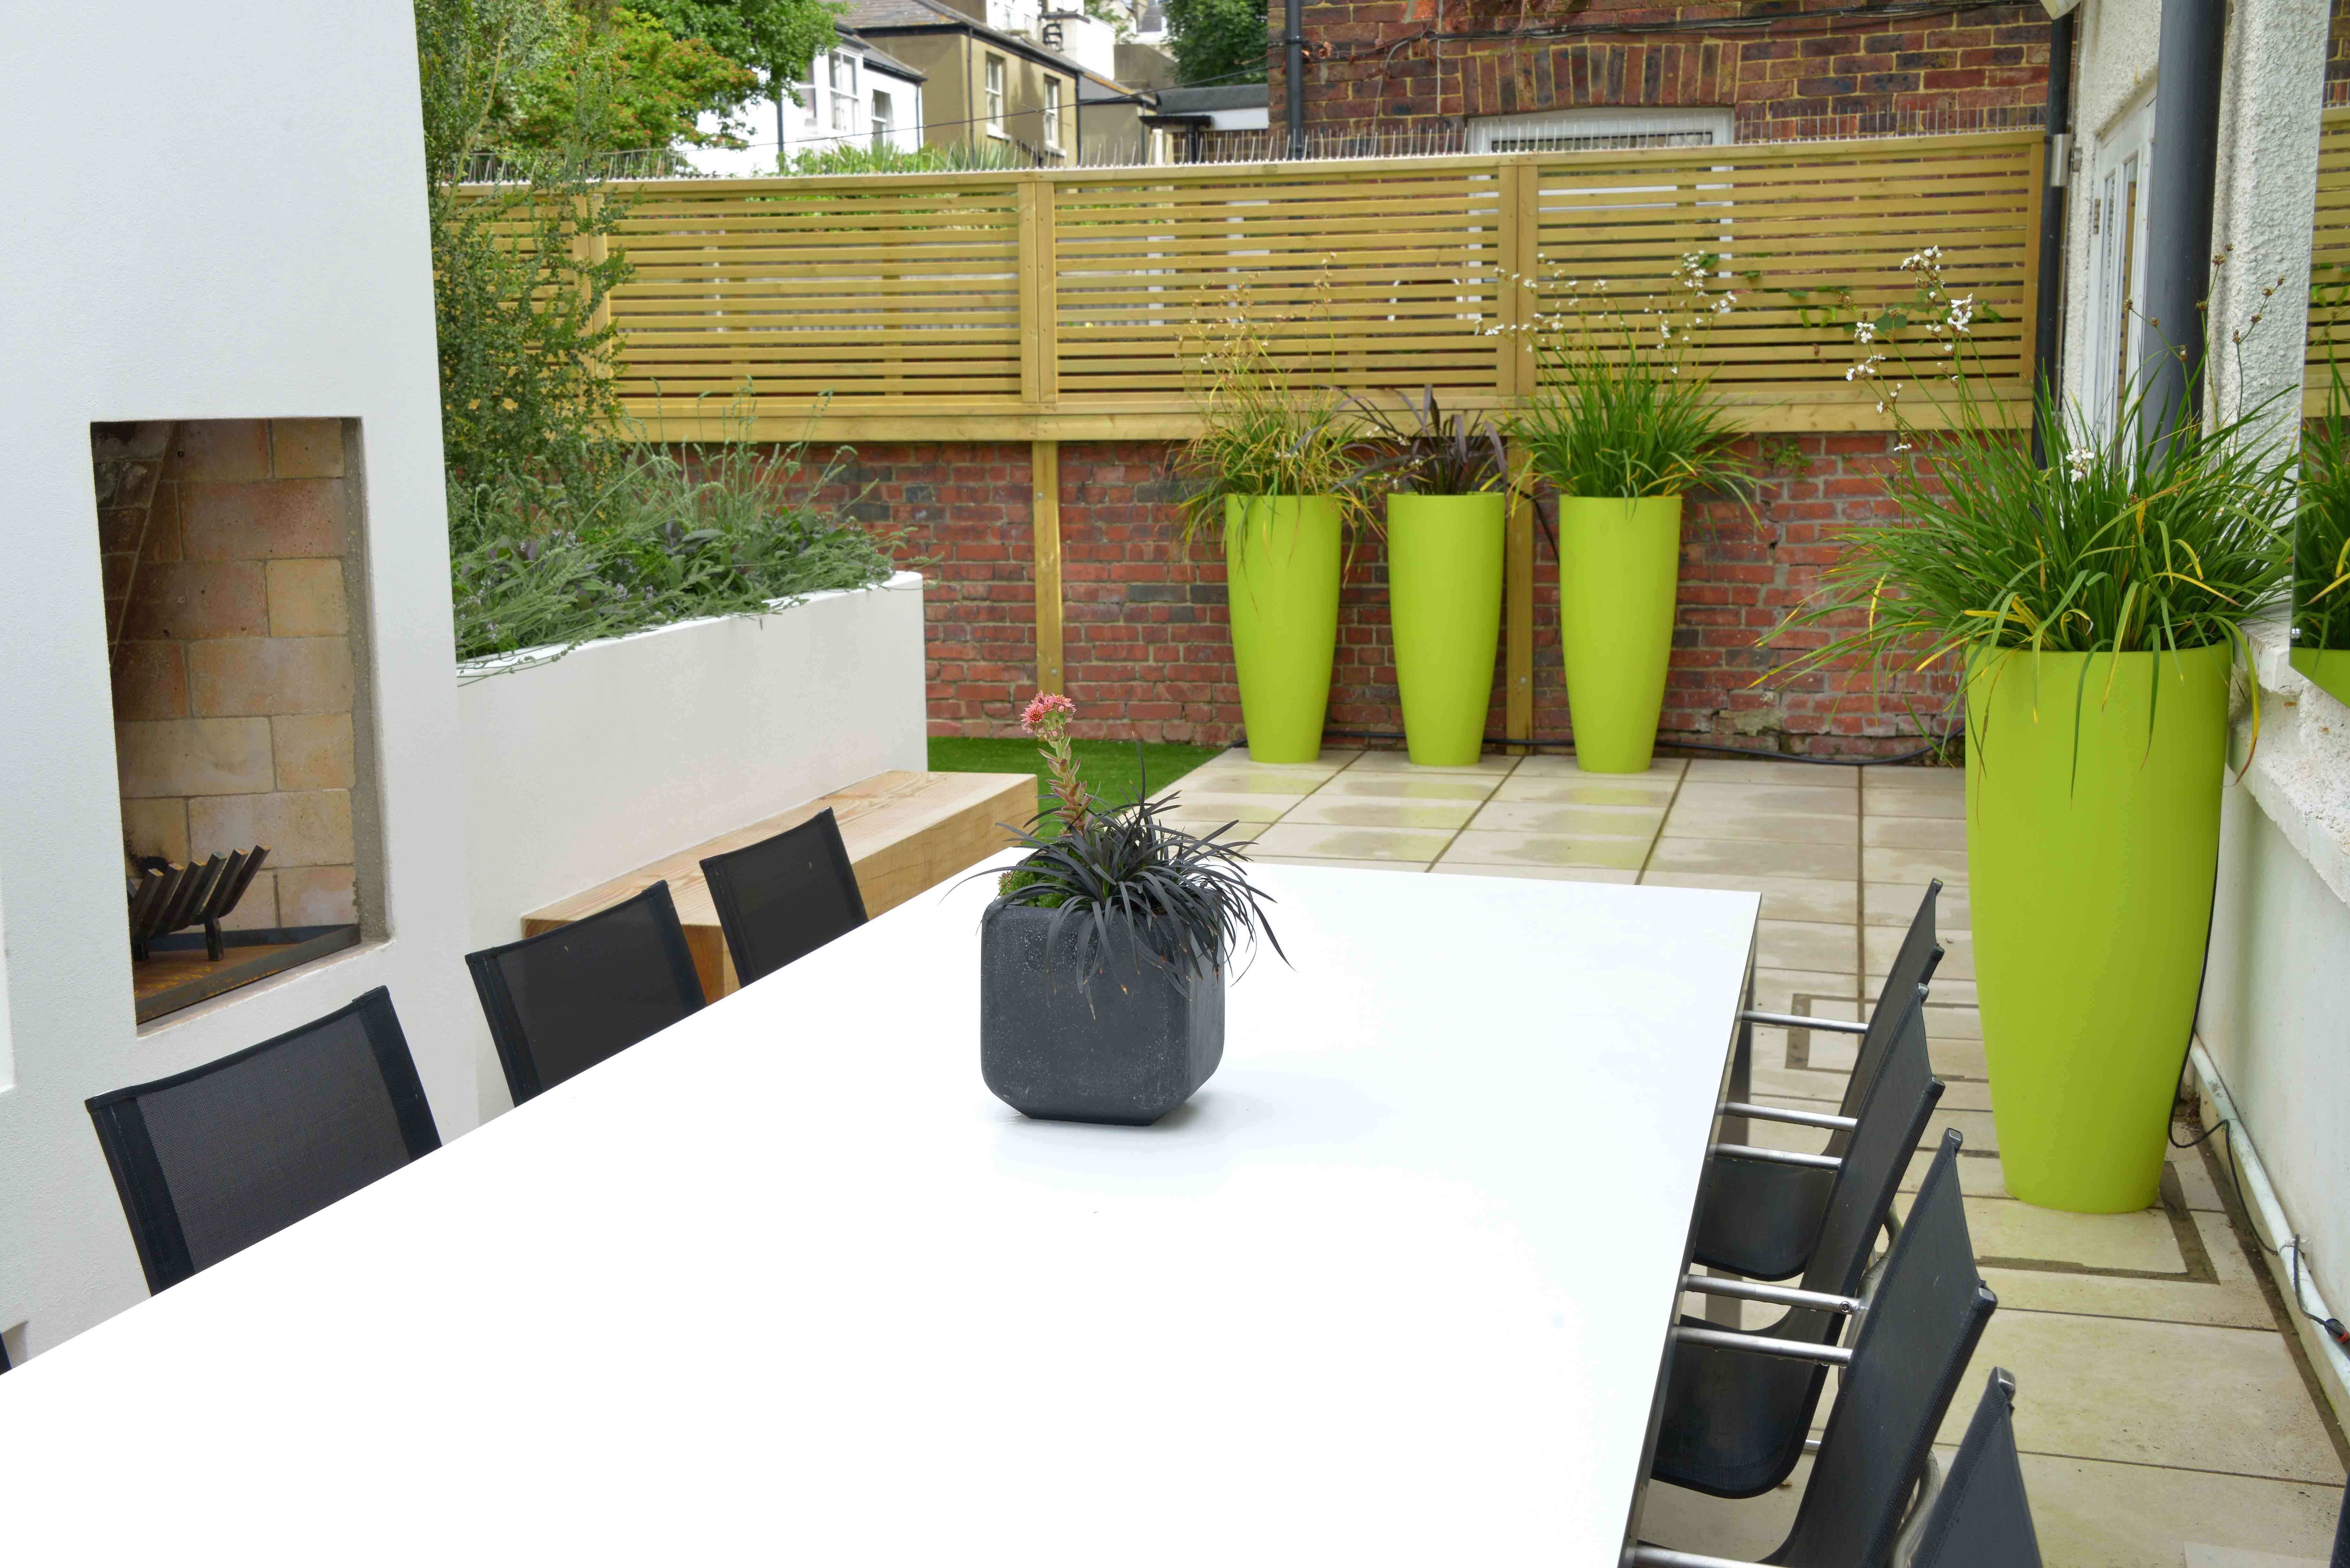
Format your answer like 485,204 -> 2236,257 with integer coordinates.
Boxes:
781,141 -> 1035,177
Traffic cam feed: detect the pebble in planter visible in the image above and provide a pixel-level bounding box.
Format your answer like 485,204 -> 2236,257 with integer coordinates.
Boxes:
1508,253 -> 1753,774
1776,251 -> 2294,1212
976,694 -> 1284,1126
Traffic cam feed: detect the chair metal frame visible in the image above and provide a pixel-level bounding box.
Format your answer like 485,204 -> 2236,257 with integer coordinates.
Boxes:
1631,1136 -> 1996,1568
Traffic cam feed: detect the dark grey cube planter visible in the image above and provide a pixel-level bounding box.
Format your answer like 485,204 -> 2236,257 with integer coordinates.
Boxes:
980,901 -> 1224,1126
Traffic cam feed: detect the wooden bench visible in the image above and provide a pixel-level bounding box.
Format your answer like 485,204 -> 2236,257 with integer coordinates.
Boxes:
523,770 -> 1035,999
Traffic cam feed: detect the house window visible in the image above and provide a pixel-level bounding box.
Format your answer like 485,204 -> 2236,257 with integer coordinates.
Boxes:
1466,107 -> 1732,154
985,55 -> 1006,136
829,55 -> 856,134
872,88 -> 896,150
1043,77 -> 1062,149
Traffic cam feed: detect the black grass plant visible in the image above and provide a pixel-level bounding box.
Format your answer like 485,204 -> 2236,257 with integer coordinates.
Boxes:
988,795 -> 1285,987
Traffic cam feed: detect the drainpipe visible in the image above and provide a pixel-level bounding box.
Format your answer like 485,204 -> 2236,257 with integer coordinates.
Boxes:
1284,0 -> 1305,158
2031,9 -> 2075,465
2189,1042 -> 2350,1421
2138,0 -> 2228,443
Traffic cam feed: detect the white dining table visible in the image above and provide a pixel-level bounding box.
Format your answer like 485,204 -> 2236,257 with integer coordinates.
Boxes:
0,861 -> 1758,1565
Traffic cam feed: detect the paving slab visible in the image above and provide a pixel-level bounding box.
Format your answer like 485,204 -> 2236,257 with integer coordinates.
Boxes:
1437,830 -> 1652,870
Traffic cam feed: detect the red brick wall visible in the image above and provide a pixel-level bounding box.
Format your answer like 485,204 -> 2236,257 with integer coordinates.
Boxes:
799,434 -> 1951,756
1276,0 -> 2050,141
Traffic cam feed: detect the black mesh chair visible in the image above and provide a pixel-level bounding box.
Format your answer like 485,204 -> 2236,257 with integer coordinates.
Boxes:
1633,1136 -> 1997,1568
1699,971 -> 1936,1283
1697,884 -> 1943,1284
1654,1009 -> 1948,1499
1905,1369 -> 2044,1568
699,807 -> 868,987
85,987 -> 441,1294
467,881 -> 707,1106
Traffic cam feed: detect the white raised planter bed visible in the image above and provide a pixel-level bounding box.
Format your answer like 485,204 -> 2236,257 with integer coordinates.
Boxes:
458,571 -> 927,963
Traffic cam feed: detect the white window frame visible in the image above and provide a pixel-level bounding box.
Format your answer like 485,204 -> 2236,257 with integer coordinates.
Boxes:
2086,92 -> 2157,444
871,87 -> 896,150
1466,106 -> 1733,155
984,55 -> 1006,137
1043,77 -> 1062,149
828,54 -> 857,134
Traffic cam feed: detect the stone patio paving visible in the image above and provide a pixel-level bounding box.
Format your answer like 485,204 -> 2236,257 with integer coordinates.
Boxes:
1169,744 -> 2350,1567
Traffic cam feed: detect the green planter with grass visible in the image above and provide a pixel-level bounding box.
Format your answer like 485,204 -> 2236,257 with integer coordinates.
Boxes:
1776,258 -> 2292,1212
1182,325 -> 1359,765
1507,255 -> 1750,775
1225,495 -> 1343,764
1966,646 -> 2232,1211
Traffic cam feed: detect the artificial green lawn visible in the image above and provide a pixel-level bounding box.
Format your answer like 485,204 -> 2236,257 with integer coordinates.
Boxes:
927,737 -> 1227,818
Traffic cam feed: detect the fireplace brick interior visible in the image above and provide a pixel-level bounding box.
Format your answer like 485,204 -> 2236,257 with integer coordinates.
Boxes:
103,418 -> 363,933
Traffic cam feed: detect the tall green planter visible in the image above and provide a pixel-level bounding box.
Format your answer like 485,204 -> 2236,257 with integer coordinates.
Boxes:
1224,494 -> 1342,765
1386,493 -> 1505,766
1967,643 -> 2232,1213
1558,495 -> 1682,773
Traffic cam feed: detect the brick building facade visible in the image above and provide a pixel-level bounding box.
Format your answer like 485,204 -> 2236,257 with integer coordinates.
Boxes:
1276,0 -> 2051,142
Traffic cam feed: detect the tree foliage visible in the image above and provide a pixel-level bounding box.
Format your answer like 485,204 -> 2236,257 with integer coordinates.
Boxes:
511,6 -> 762,151
1163,0 -> 1266,85
635,0 -> 841,92
415,0 -> 630,492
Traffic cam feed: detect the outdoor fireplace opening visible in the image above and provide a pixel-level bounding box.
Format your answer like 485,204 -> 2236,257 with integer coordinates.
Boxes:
96,419 -> 382,1024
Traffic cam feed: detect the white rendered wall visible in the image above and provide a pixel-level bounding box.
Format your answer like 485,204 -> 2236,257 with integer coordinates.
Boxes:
0,3 -> 476,1354
458,575 -> 927,1120
2201,625 -> 2350,1418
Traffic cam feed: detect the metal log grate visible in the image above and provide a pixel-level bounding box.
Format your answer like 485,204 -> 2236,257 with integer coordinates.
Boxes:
127,848 -> 269,963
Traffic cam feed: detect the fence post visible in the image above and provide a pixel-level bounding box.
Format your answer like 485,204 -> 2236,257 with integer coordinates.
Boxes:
1497,159 -> 1539,397
1505,458 -> 1535,751
1032,440 -> 1065,695
1499,160 -> 1539,751
1018,176 -> 1059,408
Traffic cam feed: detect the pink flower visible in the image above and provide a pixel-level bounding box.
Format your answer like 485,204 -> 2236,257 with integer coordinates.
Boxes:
1020,692 -> 1076,734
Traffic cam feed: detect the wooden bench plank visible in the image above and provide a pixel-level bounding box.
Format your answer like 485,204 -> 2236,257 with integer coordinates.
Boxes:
523,770 -> 1035,998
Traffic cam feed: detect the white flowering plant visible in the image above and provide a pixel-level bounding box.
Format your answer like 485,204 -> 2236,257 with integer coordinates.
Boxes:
1501,252 -> 1755,502
1773,246 -> 2293,715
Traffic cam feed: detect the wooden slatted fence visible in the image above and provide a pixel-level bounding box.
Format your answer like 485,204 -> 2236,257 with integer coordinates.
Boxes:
506,129 -> 2045,442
